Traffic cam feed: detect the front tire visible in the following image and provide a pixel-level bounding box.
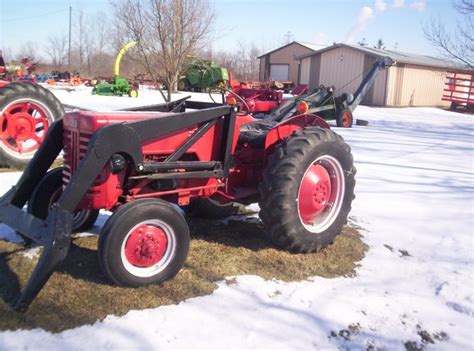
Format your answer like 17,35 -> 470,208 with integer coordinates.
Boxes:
259,128 -> 356,253
0,83 -> 64,168
27,167 -> 99,233
98,198 -> 190,287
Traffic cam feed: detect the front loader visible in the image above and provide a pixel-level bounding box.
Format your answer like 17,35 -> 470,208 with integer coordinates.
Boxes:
0,99 -> 356,312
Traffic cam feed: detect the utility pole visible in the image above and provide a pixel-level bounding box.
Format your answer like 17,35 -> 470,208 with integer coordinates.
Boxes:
284,31 -> 294,44
68,6 -> 72,71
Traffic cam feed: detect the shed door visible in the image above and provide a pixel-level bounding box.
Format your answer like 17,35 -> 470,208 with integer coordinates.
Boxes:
270,64 -> 289,81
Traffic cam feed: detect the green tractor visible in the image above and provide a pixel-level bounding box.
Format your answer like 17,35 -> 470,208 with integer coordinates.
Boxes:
92,41 -> 139,98
178,59 -> 229,92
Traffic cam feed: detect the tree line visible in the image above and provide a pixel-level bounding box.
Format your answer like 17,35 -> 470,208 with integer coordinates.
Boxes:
4,0 -> 261,97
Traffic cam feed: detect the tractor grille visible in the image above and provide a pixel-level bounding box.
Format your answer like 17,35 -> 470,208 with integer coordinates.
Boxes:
63,129 -> 92,184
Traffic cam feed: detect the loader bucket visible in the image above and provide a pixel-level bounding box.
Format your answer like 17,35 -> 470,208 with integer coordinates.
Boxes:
0,120 -> 71,311
0,116 -> 147,311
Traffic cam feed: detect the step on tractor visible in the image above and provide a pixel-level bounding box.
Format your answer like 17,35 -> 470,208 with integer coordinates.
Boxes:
0,82 -> 64,168
0,95 -> 356,312
231,56 -> 393,128
92,41 -> 139,98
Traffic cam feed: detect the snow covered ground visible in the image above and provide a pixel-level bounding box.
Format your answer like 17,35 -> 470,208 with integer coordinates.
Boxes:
48,84 -> 224,111
0,89 -> 473,350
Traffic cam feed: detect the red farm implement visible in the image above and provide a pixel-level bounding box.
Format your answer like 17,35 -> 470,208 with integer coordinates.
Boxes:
229,57 -> 393,128
0,96 -> 355,312
442,70 -> 474,111
229,85 -> 284,114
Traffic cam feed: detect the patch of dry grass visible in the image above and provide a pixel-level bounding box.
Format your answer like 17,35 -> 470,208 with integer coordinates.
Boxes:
0,216 -> 367,333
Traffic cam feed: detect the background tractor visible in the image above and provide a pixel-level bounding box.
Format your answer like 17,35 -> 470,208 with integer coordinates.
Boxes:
0,82 -> 64,168
92,41 -> 139,98
0,97 -> 355,312
178,59 -> 229,92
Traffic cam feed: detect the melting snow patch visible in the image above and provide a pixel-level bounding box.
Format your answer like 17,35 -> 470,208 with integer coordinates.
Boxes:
21,246 -> 42,260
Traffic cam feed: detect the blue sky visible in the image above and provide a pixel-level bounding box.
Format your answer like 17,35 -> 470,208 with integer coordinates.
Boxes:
0,0 -> 457,60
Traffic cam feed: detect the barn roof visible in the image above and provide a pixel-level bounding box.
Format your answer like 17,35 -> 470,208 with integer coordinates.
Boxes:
295,43 -> 469,70
257,41 -> 326,59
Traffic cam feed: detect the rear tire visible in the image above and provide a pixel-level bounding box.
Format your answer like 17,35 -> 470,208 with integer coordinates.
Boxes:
27,167 -> 99,233
259,128 -> 356,253
98,198 -> 190,287
185,197 -> 240,219
336,108 -> 353,128
0,83 -> 64,169
177,78 -> 190,91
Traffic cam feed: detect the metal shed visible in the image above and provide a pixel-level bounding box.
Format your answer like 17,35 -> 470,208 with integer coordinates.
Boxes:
297,43 -> 469,107
258,41 -> 325,83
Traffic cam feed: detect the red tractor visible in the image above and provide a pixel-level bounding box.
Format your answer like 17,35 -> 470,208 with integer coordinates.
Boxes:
0,100 -> 356,312
228,85 -> 284,114
0,82 -> 64,168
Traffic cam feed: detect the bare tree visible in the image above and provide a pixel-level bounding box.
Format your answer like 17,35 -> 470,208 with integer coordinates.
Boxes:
92,11 -> 112,76
17,42 -> 38,61
424,0 -> 473,67
46,34 -> 68,70
212,41 -> 260,81
113,0 -> 215,101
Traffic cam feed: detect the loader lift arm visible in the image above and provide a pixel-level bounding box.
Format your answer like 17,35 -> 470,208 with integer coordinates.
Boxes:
347,56 -> 394,112
0,105 -> 236,312
266,56 -> 393,126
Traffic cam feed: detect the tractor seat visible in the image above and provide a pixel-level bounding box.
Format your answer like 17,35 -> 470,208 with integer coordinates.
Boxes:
238,119 -> 278,148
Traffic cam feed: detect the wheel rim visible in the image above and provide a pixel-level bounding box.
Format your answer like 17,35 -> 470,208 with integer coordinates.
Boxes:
297,155 -> 345,233
341,111 -> 352,127
121,219 -> 177,277
48,187 -> 93,231
0,98 -> 53,158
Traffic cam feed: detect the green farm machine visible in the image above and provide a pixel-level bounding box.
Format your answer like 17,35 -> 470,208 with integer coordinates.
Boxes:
178,59 -> 229,92
92,41 -> 139,98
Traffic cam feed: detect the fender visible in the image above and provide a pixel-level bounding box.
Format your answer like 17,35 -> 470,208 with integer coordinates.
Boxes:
264,113 -> 330,152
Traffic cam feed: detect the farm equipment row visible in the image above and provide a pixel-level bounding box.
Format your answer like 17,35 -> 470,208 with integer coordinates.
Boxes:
0,83 -> 356,312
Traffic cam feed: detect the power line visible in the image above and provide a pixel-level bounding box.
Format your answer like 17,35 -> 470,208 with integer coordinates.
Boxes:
2,8 -> 69,23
